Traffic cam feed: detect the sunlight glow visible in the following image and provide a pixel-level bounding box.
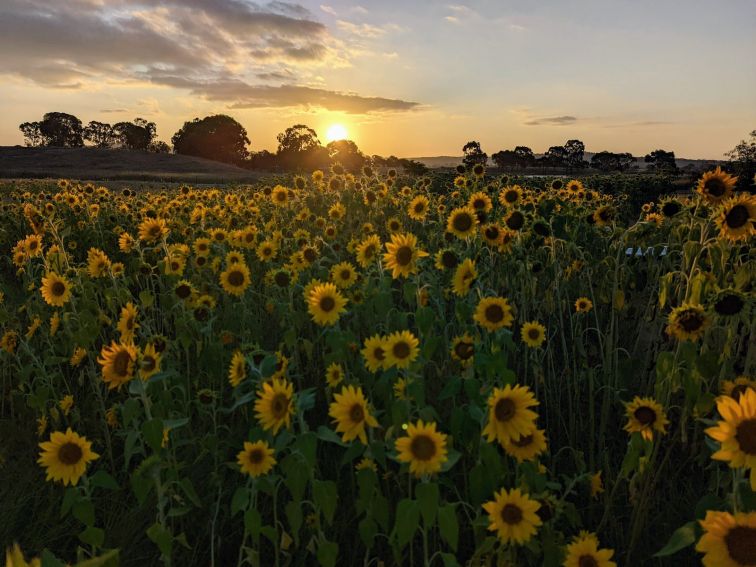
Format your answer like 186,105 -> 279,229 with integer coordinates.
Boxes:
325,124 -> 348,142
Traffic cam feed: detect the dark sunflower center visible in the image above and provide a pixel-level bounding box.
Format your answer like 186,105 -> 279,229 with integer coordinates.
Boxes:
271,393 -> 289,418
149,225 -> 161,237
126,317 -> 134,330
142,356 -> 157,372
410,434 -> 436,461
248,449 -> 264,464
725,204 -> 749,229
455,342 -> 473,359
578,555 -> 599,567
735,419 -> 756,455
453,213 -> 473,232
527,328 -> 540,340
634,406 -> 656,426
512,434 -> 534,448
715,294 -> 744,316
661,202 -> 681,217
275,272 -> 290,287
485,226 -> 500,240
704,177 -> 726,197
485,304 -> 504,323
176,284 -> 191,299
506,212 -> 524,230
113,350 -> 132,377
374,347 -> 385,361
276,192 -> 286,202
349,403 -> 365,423
505,191 -> 518,203
227,270 -> 245,287
494,398 -> 516,422
724,525 -> 756,565
393,341 -> 411,359
319,296 -> 336,312
599,207 -> 613,221
473,199 -> 485,209
414,203 -> 424,213
340,270 -> 351,280
396,246 -> 413,266
58,442 -> 83,465
678,309 -> 704,332
500,504 -> 523,525
51,281 -> 66,296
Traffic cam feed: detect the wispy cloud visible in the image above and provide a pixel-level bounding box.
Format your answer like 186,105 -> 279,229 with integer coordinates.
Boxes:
524,115 -> 578,126
319,4 -> 337,16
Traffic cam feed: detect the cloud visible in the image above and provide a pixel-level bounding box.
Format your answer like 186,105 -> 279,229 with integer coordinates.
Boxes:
0,0 -> 419,114
320,4 -> 337,16
524,115 -> 578,126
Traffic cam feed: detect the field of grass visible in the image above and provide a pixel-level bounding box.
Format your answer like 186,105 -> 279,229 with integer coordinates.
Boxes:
0,167 -> 754,567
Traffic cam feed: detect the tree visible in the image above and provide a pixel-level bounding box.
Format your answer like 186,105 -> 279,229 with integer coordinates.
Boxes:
83,121 -> 117,148
400,159 -> 428,176
514,146 -> 535,168
113,118 -> 157,150
491,150 -> 518,169
564,139 -> 586,170
326,139 -> 366,172
725,130 -> 756,191
148,141 -> 171,154
644,149 -> 677,173
246,150 -> 278,170
590,151 -> 636,172
276,124 -> 325,170
544,145 -> 567,169
19,112 -> 84,147
172,115 -> 250,165
462,141 -> 488,168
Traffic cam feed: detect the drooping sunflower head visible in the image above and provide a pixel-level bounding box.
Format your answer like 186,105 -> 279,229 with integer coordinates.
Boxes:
623,396 -> 669,442
395,420 -> 448,477
482,488 -> 542,545
696,166 -> 737,205
450,333 -> 475,367
228,350 -> 247,387
117,302 -> 139,343
452,258 -> 478,297
666,302 -> 710,342
711,288 -> 750,320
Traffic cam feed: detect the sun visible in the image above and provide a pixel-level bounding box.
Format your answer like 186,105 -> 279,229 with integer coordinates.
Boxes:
325,124 -> 348,142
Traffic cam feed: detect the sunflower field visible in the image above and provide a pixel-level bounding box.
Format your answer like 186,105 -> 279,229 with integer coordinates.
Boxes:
0,166 -> 754,567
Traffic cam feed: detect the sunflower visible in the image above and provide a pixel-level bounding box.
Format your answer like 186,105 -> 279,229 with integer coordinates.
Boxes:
271,185 -> 289,206
383,330 -> 420,369
237,440 -> 276,478
503,428 -> 547,463
446,207 -> 479,239
450,334 -> 475,367
666,302 -> 710,341
193,237 -> 212,257
498,185 -> 523,207
330,262 -> 358,289
97,341 -> 138,390
117,302 -> 139,344
307,282 -> 348,326
138,217 -> 169,242
254,377 -> 295,434
503,209 -> 526,231
706,388 -> 756,490
696,510 -> 756,567
482,488 -> 542,545
474,296 -> 514,332
481,224 -> 504,247
452,258 -> 477,297
395,420 -> 448,477
591,471 -> 604,498
383,232 -> 428,279
712,288 -> 750,320
696,166 -> 737,205
623,396 -> 669,442
37,428 -> 99,486
435,249 -> 459,271
563,532 -> 617,567
362,334 -> 388,372
40,272 -> 72,307
593,205 -> 616,226
325,362 -> 344,388
328,385 -> 379,444
721,376 -> 756,402
520,321 -> 546,348
356,235 -> 381,268
483,384 -> 539,445
139,343 -> 161,381
228,350 -> 246,387
575,297 -> 593,313
468,191 -> 493,212
256,240 -> 278,262
408,195 -> 430,221
86,248 -> 110,278
220,262 -> 251,296
5,543 -> 41,567
716,193 -> 755,242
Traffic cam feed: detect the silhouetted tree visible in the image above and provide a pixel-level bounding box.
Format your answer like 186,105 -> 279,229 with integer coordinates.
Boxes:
83,121 -> 117,148
591,151 -> 636,172
564,139 -> 586,170
491,150 -> 518,169
114,118 -> 157,150
326,139 -> 366,172
644,149 -> 677,173
544,145 -> 567,168
514,146 -> 535,168
462,141 -> 488,168
19,112 -> 84,147
172,115 -> 250,165
401,159 -> 428,176
247,150 -> 278,170
148,141 -> 171,154
276,124 -> 327,170
725,130 -> 756,191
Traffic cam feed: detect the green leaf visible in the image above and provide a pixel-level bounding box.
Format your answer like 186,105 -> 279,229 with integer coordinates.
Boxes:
316,540 -> 338,567
415,482 -> 439,526
40,549 -> 67,567
78,526 -> 104,548
393,499 -> 420,549
654,522 -> 697,557
231,487 -> 250,516
312,480 -> 338,525
281,454 -> 309,502
61,487 -> 78,518
244,508 -> 262,543
259,355 -> 278,378
146,522 -> 173,558
73,500 -> 95,526
358,517 -> 377,549
285,501 -> 303,543
292,431 -> 318,468
438,504 -> 459,552
440,553 -> 460,567
89,470 -> 119,491
142,418 -> 164,453
316,425 -> 347,446
179,478 -> 202,507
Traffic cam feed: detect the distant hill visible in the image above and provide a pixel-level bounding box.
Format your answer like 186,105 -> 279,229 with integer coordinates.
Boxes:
410,152 -> 722,171
0,146 -> 262,183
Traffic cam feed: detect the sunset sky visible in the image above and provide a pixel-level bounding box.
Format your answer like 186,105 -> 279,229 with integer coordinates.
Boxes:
1,0 -> 754,159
